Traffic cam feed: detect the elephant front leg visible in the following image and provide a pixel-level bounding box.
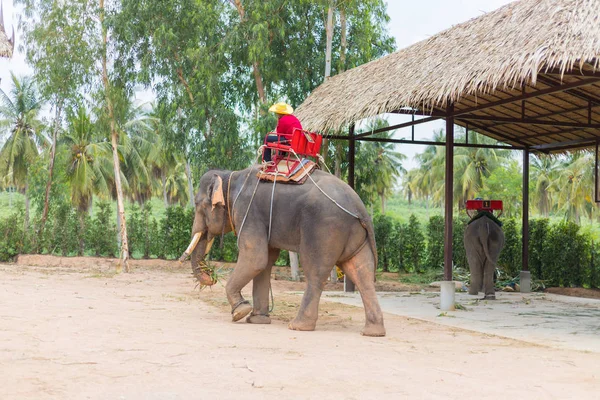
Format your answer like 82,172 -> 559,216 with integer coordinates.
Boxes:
225,241 -> 269,322
246,249 -> 279,324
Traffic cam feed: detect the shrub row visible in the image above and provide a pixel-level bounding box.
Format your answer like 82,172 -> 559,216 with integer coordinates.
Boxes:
374,213 -> 598,289
1,204 -> 598,288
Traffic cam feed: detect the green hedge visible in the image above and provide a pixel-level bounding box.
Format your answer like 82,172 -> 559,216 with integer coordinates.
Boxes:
374,213 -> 598,289
1,205 -> 598,288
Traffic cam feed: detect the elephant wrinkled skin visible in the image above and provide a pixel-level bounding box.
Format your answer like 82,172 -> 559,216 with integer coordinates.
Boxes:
186,166 -> 385,337
464,215 -> 505,300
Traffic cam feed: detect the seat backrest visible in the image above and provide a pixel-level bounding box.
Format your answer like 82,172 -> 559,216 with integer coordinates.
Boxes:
291,128 -> 322,157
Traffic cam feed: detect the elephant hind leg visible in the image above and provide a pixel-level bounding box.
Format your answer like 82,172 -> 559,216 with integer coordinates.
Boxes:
288,248 -> 338,332
465,244 -> 484,296
482,258 -> 496,300
340,245 -> 385,337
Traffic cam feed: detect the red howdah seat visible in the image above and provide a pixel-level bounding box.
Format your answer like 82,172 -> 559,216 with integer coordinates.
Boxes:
262,128 -> 322,175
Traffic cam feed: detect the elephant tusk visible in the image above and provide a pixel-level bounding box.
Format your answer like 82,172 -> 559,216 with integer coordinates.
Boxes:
204,237 -> 215,257
178,232 -> 203,263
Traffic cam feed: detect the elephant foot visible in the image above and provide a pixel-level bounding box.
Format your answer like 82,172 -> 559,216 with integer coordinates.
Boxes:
288,317 -> 316,332
482,294 -> 496,300
231,300 -> 252,322
361,323 -> 386,337
468,290 -> 479,296
246,314 -> 271,324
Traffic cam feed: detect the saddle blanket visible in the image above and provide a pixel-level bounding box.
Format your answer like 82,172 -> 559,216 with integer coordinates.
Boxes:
257,159 -> 319,184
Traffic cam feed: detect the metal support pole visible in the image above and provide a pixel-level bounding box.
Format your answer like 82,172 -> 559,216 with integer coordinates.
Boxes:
521,147 -> 531,293
345,123 -> 356,292
594,139 -> 600,203
444,104 -> 454,281
348,123 -> 355,190
441,103 -> 455,310
411,114 -> 415,141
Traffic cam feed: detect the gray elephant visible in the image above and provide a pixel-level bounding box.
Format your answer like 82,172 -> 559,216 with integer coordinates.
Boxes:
181,165 -> 385,337
463,214 -> 505,299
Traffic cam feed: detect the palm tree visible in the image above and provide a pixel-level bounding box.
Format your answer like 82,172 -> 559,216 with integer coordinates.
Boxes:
354,118 -> 407,212
0,73 -> 45,228
408,129 -> 446,207
163,157 -> 191,206
61,104 -> 113,254
531,154 -> 559,217
116,101 -> 157,205
453,131 -> 512,208
551,152 -> 594,223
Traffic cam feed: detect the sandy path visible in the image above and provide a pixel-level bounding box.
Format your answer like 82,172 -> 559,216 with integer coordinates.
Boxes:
0,264 -> 598,400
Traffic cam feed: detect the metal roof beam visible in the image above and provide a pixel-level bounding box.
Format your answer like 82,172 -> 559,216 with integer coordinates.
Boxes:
452,77 -> 600,117
353,116 -> 441,139
458,114 -> 600,129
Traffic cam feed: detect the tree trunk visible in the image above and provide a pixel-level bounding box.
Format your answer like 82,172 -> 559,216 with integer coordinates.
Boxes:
319,2 -> 335,166
185,160 -> 194,208
252,62 -> 267,106
324,1 -> 334,79
79,212 -> 85,256
232,1 -> 267,108
100,0 -> 129,272
334,142 -> 342,178
24,184 -> 30,231
290,251 -> 299,281
162,169 -> 169,208
339,8 -> 347,72
39,97 -> 63,237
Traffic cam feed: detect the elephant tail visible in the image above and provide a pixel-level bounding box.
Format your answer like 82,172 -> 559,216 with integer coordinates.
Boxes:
360,217 -> 378,273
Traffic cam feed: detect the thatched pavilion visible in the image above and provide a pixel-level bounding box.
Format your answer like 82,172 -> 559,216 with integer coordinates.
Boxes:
0,2 -> 14,59
296,0 -> 600,307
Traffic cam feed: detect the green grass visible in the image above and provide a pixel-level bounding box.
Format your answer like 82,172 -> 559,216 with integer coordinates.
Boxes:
0,191 -> 25,218
0,190 -> 181,222
385,196 -> 442,225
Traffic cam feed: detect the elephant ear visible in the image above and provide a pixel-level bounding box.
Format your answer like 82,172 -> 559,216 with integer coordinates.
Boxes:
210,174 -> 225,210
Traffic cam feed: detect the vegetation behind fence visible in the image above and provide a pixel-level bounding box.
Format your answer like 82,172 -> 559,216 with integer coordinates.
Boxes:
0,205 -> 597,289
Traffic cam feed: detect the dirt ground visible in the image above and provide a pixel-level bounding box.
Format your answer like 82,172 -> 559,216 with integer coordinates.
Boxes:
545,287 -> 600,299
1,259 -> 599,399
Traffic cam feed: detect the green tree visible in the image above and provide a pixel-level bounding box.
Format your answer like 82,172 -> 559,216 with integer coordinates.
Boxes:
61,104 -> 113,253
453,130 -> 512,209
0,73 -> 46,228
479,159 -> 522,218
530,155 -> 558,217
17,0 -> 96,234
551,152 -> 594,223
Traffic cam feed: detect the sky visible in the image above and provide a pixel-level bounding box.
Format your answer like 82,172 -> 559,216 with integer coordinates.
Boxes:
0,0 -> 516,170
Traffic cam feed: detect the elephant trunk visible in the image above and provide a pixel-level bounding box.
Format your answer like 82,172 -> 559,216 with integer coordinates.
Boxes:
184,232 -> 216,286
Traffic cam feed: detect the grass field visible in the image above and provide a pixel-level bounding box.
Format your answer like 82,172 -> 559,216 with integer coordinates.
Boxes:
3,189 -> 600,240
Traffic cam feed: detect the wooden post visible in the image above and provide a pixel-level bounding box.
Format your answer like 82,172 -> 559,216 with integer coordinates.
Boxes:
345,123 -> 356,292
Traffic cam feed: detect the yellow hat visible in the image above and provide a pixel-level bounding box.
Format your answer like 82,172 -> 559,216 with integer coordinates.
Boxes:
269,102 -> 294,115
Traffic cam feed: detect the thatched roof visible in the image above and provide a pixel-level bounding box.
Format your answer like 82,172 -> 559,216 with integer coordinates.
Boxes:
0,2 -> 14,58
297,0 -> 600,151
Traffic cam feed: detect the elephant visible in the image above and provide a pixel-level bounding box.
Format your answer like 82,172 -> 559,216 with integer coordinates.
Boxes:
463,214 -> 505,300
181,165 -> 385,336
